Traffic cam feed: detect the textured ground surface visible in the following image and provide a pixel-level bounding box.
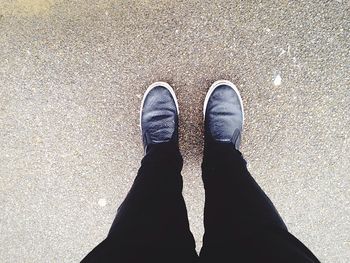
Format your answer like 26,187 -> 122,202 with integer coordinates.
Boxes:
0,0 -> 349,262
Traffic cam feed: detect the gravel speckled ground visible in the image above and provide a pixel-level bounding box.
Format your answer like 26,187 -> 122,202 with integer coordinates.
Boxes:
0,1 -> 349,262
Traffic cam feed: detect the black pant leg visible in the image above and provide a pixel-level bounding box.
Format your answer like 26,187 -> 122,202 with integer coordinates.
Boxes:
199,142 -> 320,263
82,142 -> 198,263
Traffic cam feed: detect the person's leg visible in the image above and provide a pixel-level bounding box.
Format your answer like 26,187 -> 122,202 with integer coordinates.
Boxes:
199,80 -> 319,262
82,82 -> 198,263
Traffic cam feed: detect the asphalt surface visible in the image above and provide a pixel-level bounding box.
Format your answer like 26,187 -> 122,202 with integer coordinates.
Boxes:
0,0 -> 349,262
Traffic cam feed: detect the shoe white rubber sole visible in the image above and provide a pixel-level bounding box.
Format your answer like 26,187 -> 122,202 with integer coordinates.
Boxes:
139,81 -> 179,130
203,80 -> 244,125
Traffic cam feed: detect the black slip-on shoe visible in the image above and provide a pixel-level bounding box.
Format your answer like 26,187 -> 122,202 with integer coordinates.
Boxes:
140,82 -> 179,154
203,80 -> 244,150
